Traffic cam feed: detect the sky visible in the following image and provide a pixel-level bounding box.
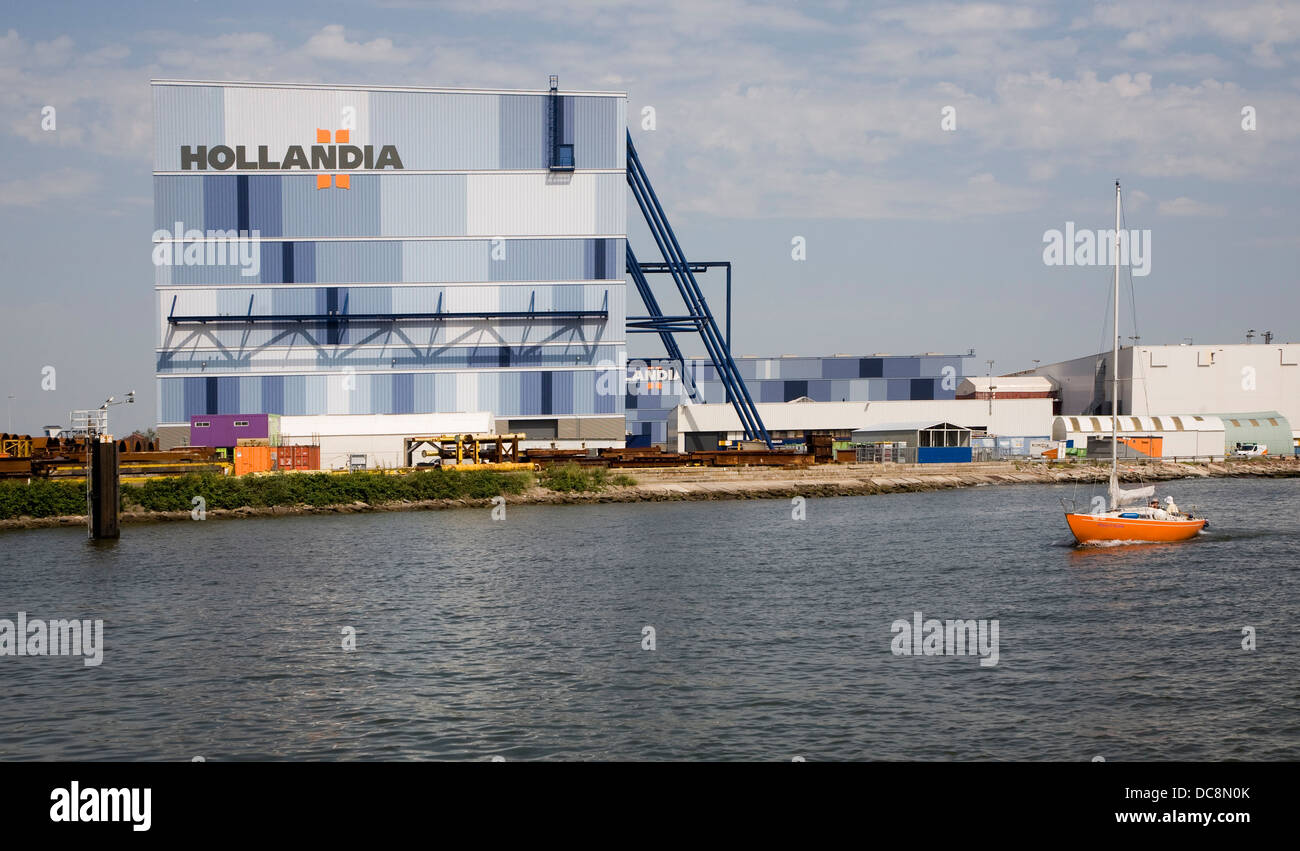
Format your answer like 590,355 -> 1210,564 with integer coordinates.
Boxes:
1,0 -> 1297,435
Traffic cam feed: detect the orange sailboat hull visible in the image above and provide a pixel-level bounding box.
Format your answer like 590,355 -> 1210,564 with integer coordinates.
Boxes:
1065,513 -> 1206,544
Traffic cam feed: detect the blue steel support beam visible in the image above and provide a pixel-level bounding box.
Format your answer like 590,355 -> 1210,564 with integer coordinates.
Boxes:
625,132 -> 771,446
626,137 -> 763,442
626,149 -> 743,431
626,243 -> 687,366
627,146 -> 753,437
626,244 -> 698,402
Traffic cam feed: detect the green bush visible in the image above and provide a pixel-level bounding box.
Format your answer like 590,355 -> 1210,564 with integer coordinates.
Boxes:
0,469 -> 536,520
538,464 -> 635,492
0,479 -> 86,519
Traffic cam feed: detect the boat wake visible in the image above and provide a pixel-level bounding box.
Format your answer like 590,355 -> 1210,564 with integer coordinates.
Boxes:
1075,538 -> 1158,548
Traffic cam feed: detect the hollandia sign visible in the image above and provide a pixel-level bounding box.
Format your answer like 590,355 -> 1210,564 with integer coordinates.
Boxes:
179,128 -> 403,189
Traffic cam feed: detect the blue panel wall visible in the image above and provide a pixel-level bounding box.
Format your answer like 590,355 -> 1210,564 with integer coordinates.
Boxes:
623,355 -> 972,443
918,447 -> 972,464
158,369 -> 631,418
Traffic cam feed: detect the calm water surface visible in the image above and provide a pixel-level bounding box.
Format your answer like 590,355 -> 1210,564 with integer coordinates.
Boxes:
1,478 -> 1296,760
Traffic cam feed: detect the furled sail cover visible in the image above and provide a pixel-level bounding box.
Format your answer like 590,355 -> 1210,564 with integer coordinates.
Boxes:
1113,484 -> 1156,506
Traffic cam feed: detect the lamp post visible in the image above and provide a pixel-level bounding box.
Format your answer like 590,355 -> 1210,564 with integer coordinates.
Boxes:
6,394 -> 12,433
99,390 -> 136,437
985,360 -> 995,417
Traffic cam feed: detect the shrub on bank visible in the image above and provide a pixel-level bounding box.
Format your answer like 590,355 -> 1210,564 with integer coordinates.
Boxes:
119,470 -> 533,512
0,479 -> 86,519
538,463 -> 636,492
0,469 -> 534,519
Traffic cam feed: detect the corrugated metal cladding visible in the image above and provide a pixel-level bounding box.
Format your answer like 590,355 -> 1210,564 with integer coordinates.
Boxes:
153,81 -> 627,431
159,370 -> 620,421
626,355 -> 970,446
153,237 -> 625,286
154,173 -> 625,237
152,85 -> 625,171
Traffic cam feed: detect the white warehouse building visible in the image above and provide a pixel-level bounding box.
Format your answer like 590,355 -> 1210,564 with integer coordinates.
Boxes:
666,398 -> 1054,452
1023,343 -> 1300,451
1051,414 -> 1227,460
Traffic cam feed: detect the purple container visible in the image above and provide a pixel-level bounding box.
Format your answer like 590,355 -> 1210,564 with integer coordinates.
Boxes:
189,414 -> 275,448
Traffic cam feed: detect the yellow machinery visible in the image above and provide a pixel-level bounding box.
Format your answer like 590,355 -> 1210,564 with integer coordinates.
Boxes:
404,433 -> 528,468
0,438 -> 33,458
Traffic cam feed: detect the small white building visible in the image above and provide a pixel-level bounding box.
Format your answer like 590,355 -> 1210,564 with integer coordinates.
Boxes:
279,412 -> 494,470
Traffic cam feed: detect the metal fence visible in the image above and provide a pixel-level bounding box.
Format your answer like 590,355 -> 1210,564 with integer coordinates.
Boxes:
855,445 -> 916,463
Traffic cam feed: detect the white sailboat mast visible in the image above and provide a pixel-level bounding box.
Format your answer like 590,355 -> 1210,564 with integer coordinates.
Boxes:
1110,180 -> 1121,510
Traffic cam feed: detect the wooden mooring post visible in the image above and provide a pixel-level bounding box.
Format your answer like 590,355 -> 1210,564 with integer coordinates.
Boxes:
88,437 -> 120,540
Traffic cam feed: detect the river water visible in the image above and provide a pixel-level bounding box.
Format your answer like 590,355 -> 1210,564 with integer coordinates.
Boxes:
1,477 -> 1296,761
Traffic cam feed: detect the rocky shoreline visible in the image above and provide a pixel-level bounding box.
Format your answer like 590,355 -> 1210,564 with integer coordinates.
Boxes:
3,457 -> 1297,531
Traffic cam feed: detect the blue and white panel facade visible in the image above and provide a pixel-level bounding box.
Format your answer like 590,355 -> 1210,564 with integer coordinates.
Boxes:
626,355 -> 969,446
153,81 -> 627,439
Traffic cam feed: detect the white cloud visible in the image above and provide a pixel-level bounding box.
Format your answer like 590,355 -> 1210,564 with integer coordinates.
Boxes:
1158,196 -> 1227,216
872,3 -> 1055,36
0,168 -> 101,207
1,2 -> 1298,222
301,25 -> 414,64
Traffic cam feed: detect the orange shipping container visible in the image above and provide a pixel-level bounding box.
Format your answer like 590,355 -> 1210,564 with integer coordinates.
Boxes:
234,445 -> 273,476
274,445 -> 320,471
295,446 -> 320,470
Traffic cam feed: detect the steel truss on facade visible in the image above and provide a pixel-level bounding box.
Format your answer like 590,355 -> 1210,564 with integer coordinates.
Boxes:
160,286 -> 610,374
166,292 -> 609,326
624,132 -> 771,447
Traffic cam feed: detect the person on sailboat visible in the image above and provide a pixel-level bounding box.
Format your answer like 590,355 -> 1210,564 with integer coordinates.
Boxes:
1165,496 -> 1180,517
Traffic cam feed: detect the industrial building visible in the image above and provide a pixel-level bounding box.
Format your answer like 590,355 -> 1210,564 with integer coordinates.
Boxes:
666,396 -> 1053,454
1023,343 -> 1300,452
153,79 -> 628,452
1213,411 -> 1294,456
627,353 -> 969,447
1050,415 -> 1227,460
148,79 -> 1296,468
